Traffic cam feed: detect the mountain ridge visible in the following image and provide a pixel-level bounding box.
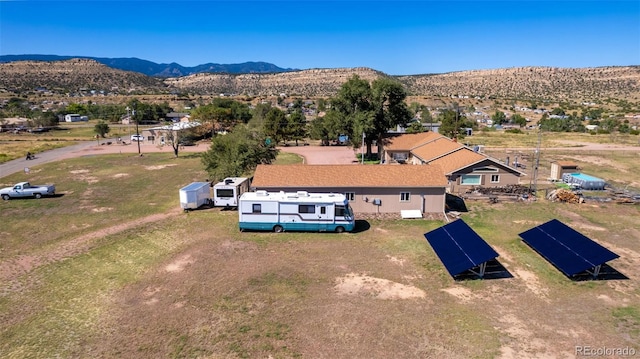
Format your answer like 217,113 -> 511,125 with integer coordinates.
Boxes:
0,57 -> 639,101
0,54 -> 296,77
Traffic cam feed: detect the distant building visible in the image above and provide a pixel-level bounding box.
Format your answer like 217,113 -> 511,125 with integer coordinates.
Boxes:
64,114 -> 88,122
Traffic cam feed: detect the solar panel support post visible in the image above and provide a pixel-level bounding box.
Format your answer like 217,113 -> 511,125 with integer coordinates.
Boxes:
468,262 -> 488,279
588,265 -> 602,279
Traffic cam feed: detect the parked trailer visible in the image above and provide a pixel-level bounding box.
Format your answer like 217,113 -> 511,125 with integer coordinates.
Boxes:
179,182 -> 211,210
238,191 -> 355,233
213,177 -> 250,207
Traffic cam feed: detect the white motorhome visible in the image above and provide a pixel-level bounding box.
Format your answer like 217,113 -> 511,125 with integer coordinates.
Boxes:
213,177 -> 250,207
238,191 -> 355,233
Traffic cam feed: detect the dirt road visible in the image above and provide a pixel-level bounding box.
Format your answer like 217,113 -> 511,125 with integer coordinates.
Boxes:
0,141 -> 360,179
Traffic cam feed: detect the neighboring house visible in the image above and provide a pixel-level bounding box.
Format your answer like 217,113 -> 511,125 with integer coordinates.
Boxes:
166,112 -> 190,123
381,132 -> 526,193
250,164 -> 447,215
549,161 -> 579,181
142,121 -> 201,145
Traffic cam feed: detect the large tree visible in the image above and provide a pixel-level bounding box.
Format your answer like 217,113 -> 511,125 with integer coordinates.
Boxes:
438,108 -> 474,139
93,120 -> 110,138
263,107 -> 289,144
288,110 -> 307,145
328,75 -> 411,158
201,126 -> 278,181
190,99 -> 251,137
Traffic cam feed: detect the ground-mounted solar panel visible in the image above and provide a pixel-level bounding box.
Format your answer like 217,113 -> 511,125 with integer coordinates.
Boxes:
424,219 -> 499,278
519,219 -> 619,278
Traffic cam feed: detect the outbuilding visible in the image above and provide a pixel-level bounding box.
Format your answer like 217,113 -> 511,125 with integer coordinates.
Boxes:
550,161 -> 579,181
250,164 -> 447,216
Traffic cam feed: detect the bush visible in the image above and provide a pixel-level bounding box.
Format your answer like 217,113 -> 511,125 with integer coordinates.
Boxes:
630,129 -> 640,136
505,128 -> 523,134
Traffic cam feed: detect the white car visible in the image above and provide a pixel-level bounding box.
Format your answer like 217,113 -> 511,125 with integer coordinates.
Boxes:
131,134 -> 144,141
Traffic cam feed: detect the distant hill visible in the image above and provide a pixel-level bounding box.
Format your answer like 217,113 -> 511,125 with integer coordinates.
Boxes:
1,57 -> 639,101
0,55 -> 296,77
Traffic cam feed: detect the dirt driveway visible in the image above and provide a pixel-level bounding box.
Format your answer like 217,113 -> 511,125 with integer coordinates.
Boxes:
0,141 -> 358,179
278,145 -> 359,164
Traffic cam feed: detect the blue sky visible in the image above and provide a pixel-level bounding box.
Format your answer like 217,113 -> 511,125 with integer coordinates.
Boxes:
1,1 -> 638,75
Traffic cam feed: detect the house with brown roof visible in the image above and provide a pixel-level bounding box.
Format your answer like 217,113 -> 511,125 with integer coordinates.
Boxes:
381,132 -> 526,193
251,164 -> 447,215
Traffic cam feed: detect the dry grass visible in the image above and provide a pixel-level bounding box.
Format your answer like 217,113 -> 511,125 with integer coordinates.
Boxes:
0,151 -> 639,358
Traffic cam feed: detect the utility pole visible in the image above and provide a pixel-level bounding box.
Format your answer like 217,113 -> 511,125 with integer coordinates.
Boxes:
529,129 -> 542,195
134,104 -> 141,155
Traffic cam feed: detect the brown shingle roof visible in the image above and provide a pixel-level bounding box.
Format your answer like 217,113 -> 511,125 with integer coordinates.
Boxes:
383,132 -> 443,151
252,164 -> 447,188
428,148 -> 487,174
411,137 -> 464,162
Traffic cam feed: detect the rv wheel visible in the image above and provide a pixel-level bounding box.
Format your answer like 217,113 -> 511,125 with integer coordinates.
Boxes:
335,226 -> 345,233
273,225 -> 284,233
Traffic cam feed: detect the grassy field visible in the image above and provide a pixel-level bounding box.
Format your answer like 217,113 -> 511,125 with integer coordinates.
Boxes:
466,130 -> 640,148
0,150 -> 638,358
0,121 -> 153,163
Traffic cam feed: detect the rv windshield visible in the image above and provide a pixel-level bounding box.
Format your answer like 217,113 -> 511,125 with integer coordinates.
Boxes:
335,205 -> 353,220
216,189 -> 234,198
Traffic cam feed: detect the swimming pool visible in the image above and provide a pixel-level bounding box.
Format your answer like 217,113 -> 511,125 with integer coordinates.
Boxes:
562,172 -> 606,190
568,173 -> 604,182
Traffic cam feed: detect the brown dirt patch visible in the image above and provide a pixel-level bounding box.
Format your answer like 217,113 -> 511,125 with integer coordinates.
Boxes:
334,273 -> 427,300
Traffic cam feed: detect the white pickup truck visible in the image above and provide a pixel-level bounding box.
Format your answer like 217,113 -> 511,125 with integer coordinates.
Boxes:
0,182 -> 56,200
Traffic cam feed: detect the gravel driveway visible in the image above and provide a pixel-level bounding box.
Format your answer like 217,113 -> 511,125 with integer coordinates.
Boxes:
278,145 -> 360,164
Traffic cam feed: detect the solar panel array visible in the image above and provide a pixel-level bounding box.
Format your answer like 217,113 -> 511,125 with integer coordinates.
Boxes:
424,219 -> 499,277
518,219 -> 619,277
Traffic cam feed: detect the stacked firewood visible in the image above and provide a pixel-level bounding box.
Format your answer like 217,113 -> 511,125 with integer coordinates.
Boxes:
547,189 -> 583,203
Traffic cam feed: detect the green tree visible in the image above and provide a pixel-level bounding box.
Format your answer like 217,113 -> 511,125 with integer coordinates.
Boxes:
420,106 -> 433,124
249,102 -> 272,128
201,126 -> 278,181
491,111 -> 507,125
32,111 -> 59,128
329,75 -> 411,158
511,114 -> 527,127
263,107 -> 288,144
288,110 -> 307,145
316,98 -> 326,112
406,120 -> 425,133
438,108 -> 473,139
93,120 -> 110,138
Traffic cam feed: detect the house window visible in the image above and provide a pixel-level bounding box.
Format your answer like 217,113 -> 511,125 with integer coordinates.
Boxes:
461,174 -> 482,185
400,192 -> 411,202
252,204 -> 261,213
491,174 -> 500,183
344,192 -> 355,201
299,205 -> 315,214
392,152 -> 409,163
